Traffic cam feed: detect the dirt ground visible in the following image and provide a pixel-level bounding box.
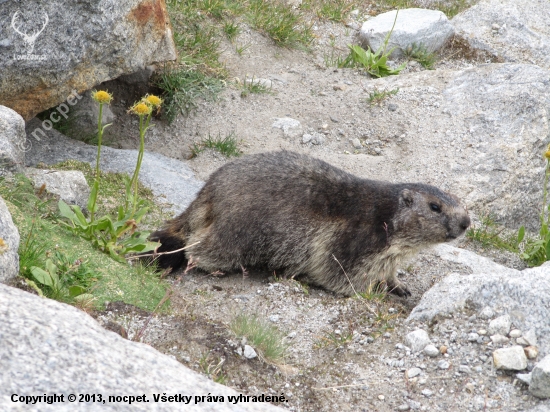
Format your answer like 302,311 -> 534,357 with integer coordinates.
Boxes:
92,9 -> 546,412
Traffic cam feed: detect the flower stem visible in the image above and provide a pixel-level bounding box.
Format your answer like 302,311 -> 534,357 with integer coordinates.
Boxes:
90,103 -> 104,222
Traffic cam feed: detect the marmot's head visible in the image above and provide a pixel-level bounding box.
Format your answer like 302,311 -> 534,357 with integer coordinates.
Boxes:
393,184 -> 470,245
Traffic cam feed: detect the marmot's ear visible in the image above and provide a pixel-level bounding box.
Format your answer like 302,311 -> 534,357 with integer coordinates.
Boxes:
400,189 -> 413,207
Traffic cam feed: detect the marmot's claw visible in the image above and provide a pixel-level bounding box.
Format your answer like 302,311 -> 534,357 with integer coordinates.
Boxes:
389,284 -> 411,298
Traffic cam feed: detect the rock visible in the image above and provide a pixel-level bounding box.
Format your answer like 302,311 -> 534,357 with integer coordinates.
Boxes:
0,1 -> 176,120
438,360 -> 450,370
243,345 -> 258,359
0,106 -> 26,175
479,306 -> 495,319
423,344 -> 439,357
0,284 -> 281,412
459,365 -> 472,374
398,404 -> 410,411
510,329 -> 522,338
490,334 -> 510,345
351,138 -> 363,149
421,388 -> 433,397
405,329 -> 431,353
530,355 -> 550,399
407,367 -> 422,378
272,117 -> 302,139
70,90 -> 116,137
25,168 -> 90,210
311,132 -> 325,145
488,315 -> 512,336
24,119 -> 203,214
493,346 -> 528,371
525,329 -> 538,346
517,373 -> 532,386
409,244 -> 550,357
468,332 -> 480,342
525,346 -> 539,360
359,8 -> 454,58
452,0 -> 550,69
118,66 -> 155,85
302,134 -> 312,144
0,197 -> 20,283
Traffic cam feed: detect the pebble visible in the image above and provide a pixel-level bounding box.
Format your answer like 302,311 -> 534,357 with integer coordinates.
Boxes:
421,389 -> 433,398
524,346 -> 539,359
407,367 -> 422,378
243,345 -> 258,359
268,315 -> 279,323
509,329 -> 522,338
524,329 -> 538,346
479,306 -> 494,319
405,329 -> 431,353
477,329 -> 487,335
440,345 -> 448,354
398,404 -> 410,411
516,337 -> 530,346
490,334 -> 510,345
351,138 -> 362,149
468,332 -> 480,342
387,103 -> 398,112
493,346 -> 528,370
517,373 -> 532,385
459,365 -> 472,374
287,331 -> 297,339
333,84 -> 346,91
424,345 -> 439,358
302,134 -> 312,144
438,360 -> 450,370
488,314 -> 511,336
529,354 -> 550,398
378,395 -> 385,400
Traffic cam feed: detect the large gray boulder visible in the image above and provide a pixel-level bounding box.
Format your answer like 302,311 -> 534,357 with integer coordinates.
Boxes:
360,8 -> 454,58
452,0 -> 550,69
409,244 -> 550,357
0,1 -> 176,120
25,119 -> 203,214
0,106 -> 26,175
0,283 -> 282,411
0,197 -> 19,284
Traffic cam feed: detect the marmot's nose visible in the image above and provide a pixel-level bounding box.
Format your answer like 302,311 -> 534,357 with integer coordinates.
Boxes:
460,215 -> 471,231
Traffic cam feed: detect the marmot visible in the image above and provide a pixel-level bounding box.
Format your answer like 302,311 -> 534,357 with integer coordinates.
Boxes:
149,151 -> 470,297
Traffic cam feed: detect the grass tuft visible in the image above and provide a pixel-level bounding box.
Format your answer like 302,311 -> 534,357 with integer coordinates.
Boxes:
466,213 -> 519,253
230,313 -> 289,363
404,43 -> 437,69
367,88 -> 399,105
191,131 -> 241,158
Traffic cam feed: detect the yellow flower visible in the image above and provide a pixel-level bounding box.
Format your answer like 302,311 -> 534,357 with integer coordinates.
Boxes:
128,102 -> 152,116
143,94 -> 162,108
545,150 -> 550,160
91,90 -> 113,104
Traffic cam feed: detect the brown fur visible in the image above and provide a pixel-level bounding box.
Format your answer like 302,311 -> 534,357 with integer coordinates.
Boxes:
149,151 -> 470,297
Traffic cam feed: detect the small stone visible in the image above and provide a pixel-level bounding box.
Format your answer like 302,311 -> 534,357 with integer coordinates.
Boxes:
421,389 -> 433,398
236,347 -> 243,356
438,360 -> 450,370
423,344 -> 439,357
398,404 -> 410,411
517,337 -> 530,346
269,315 -> 279,323
478,329 -> 487,335
524,346 -> 539,360
378,395 -> 385,400
243,345 -> 257,359
493,346 -> 528,371
459,365 -> 472,374
490,334 -> 510,345
405,329 -> 431,353
479,306 -> 494,319
517,373 -> 532,385
311,132 -> 325,145
374,147 -> 382,154
241,337 -> 247,346
529,354 -> 550,399
351,138 -> 362,149
488,314 -> 511,336
509,329 -> 522,338
407,367 -> 422,378
387,103 -> 398,112
287,331 -> 297,339
439,345 -> 447,354
465,383 -> 475,393
333,84 -> 346,91
468,332 -> 480,342
491,23 -> 500,30
302,134 -> 312,144
272,117 -> 302,139
524,329 -> 538,346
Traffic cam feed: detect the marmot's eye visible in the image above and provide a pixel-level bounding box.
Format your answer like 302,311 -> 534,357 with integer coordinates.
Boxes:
430,203 -> 441,213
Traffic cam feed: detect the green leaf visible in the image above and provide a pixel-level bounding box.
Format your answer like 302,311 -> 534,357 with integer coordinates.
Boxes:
87,180 -> 99,213
545,240 -> 550,261
30,266 -> 54,287
69,285 -> 86,297
58,199 -> 77,223
72,205 -> 88,226
518,226 -> 525,243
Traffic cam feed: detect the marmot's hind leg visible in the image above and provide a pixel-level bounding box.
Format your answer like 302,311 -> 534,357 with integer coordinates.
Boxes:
148,225 -> 188,272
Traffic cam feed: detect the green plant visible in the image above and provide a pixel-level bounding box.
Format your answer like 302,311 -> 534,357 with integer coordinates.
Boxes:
240,76 -> 273,97
235,43 -> 250,56
223,21 -> 240,41
191,131 -> 241,158
199,353 -> 227,384
29,250 -> 97,305
367,88 -> 399,105
58,92 -> 159,263
356,282 -> 388,302
340,11 -> 406,77
404,43 -> 436,69
154,68 -> 224,124
313,330 -> 353,349
317,0 -> 357,22
230,313 -> 289,363
519,147 -> 550,265
467,213 -> 518,252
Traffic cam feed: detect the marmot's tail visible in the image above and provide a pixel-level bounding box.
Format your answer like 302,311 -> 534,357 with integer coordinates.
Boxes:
147,227 -> 188,272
